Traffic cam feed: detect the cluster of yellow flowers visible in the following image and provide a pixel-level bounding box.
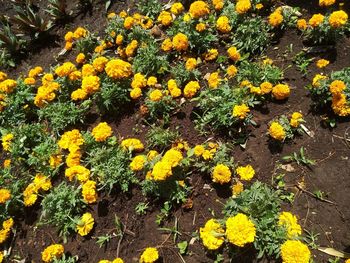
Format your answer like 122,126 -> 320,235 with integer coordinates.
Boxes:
167,79 -> 182,98
199,219 -> 225,250
64,27 -> 88,51
34,78 -> 61,107
41,244 -> 64,262
280,240 -> 310,263
193,142 -> 218,160
232,103 -> 250,120
72,75 -> 100,101
269,7 -> 284,27
235,164 -> 255,181
23,174 -> 51,207
91,122 -> 113,142
329,80 -> 350,116
0,218 -> 14,245
150,148 -> 183,180
278,212 -> 302,238
24,66 -> 43,85
212,164 -> 232,184
300,11 -> 348,30
76,212 -> 94,236
82,180 -> 98,204
269,121 -> 286,141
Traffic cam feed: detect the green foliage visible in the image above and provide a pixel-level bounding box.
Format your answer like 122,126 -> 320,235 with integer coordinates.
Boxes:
0,48 -> 16,68
136,0 -> 162,20
52,255 -> 79,263
133,41 -> 169,75
75,33 -> 98,54
282,147 -> 315,166
0,19 -> 26,54
144,93 -> 178,124
232,17 -> 270,55
293,51 -> 313,77
223,182 -> 287,259
170,62 -> 201,86
40,182 -> 85,239
193,83 -> 256,135
38,101 -> 90,132
85,138 -> 137,192
46,0 -> 70,21
146,126 -> 180,151
135,202 -> 149,215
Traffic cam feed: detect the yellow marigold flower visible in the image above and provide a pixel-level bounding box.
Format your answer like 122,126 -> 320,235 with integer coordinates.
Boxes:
213,0 -> 224,10
279,212 -> 302,238
147,150 -> 159,161
58,129 -> 84,151
71,89 -> 88,101
167,79 -> 178,92
183,13 -> 191,22
184,81 -> 200,98
272,84 -> 290,100
81,75 -> 100,94
24,77 -> 35,85
269,122 -> 286,141
121,138 -> 144,152
107,12 -> 116,19
76,212 -> 94,236
232,104 -> 250,120
49,154 -> 62,168
316,59 -> 329,69
170,2 -> 184,15
194,145 -> 205,156
208,72 -> 221,88
185,58 -> 197,71
125,39 -> 138,57
319,0 -> 336,7
130,87 -> 142,100
73,27 -> 88,40
312,74 -> 327,87
119,10 -> 127,18
55,62 -> 76,77
280,240 -> 311,263
23,183 -> 38,207
68,70 -> 81,81
189,1 -> 210,19
130,155 -> 146,171
41,244 -> 64,263
332,93 -> 350,116
290,112 -> 303,128
115,34 -> 124,46
329,10 -> 348,28
227,47 -> 241,62
140,247 -> 159,263
196,22 -> 206,32
64,41 -> 73,51
33,174 -> 52,191
202,149 -> 214,160
200,219 -> 225,250
204,49 -> 218,61
309,14 -> 324,27
329,80 -> 346,95
163,148 -> 183,167
81,64 -> 96,77
3,159 -> 11,168
92,122 -> 113,142
236,164 -> 255,181
170,87 -> 182,98
0,189 -> 11,204
235,0 -> 252,14
227,65 -> 238,78
82,180 -> 97,204
157,11 -> 173,26
65,165 -> 90,182
93,56 -> 109,72
172,33 -> 189,51
161,38 -> 173,52
212,164 -> 231,184
0,229 -> 10,244
217,16 -> 231,33
226,213 -> 256,247
149,89 -> 163,102
260,82 -> 273,94
232,181 -> 244,196
0,79 -> 17,93
0,71 -> 7,82
152,160 -> 172,181
269,9 -> 283,27
2,218 -> 14,230
123,16 -> 134,30
255,3 -> 264,10
66,149 -> 82,167
132,73 -> 147,89
140,16 -> 154,29
1,133 -> 13,151
64,31 -> 73,42
297,19 -> 307,30
147,76 -> 158,86
105,59 -> 132,79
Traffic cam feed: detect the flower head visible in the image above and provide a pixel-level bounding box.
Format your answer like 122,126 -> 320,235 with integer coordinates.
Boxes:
269,122 -> 286,141
226,213 -> 256,247
212,164 -> 232,184
235,165 -> 255,181
140,247 -> 159,263
76,212 -> 94,236
200,219 -> 225,250
281,240 -> 311,263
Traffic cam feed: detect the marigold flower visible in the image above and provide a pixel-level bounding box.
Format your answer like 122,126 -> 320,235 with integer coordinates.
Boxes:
236,164 -> 255,181
297,19 -> 307,30
33,174 -> 52,191
232,181 -> 244,196
157,11 -> 173,26
116,34 -> 124,46
196,22 -> 206,32
170,2 -> 184,15
41,244 -> 64,263
66,149 -> 82,167
147,150 -> 159,161
130,87 -> 142,99
232,104 -> 250,119
226,213 -> 256,247
149,89 -> 163,102
204,49 -> 218,61
280,240 -> 311,263
73,27 -> 88,40
49,154 -> 62,168
172,33 -> 189,51
93,56 -> 109,72
58,129 -> 84,151
65,165 -> 90,182
82,64 -> 96,77
147,76 -> 158,86
92,122 -> 113,142
189,1 -> 210,19
184,81 -> 200,98
82,180 -> 97,204
1,133 -> 13,151
309,14 -> 324,27
329,10 -> 348,28
0,79 -> 17,93
260,82 -> 273,94
316,59 -> 330,69
55,62 -> 76,77
269,9 -> 283,27
312,74 -> 327,87
279,212 -> 302,238
65,41 -> 73,51
125,40 -> 139,57
319,0 -> 336,7
269,122 -> 286,141
105,59 -> 132,79
132,73 -> 147,89
235,0 -> 252,14
71,89 -> 88,101
227,47 -> 241,62
151,160 -> 173,181
212,164 -> 231,184
290,112 -> 303,128
194,145 -> 205,156
163,148 -> 183,167
124,16 -> 134,29
185,58 -> 197,71
130,155 -> 146,171
140,247 -> 159,263
121,138 -> 144,152
161,38 -> 173,52
23,183 -> 38,207
0,189 -> 11,204
255,3 -> 263,10
272,84 -> 290,100
0,71 -> 7,82
217,16 -> 231,33
200,219 -> 225,250
226,65 -> 238,78
329,80 -> 346,95
208,72 -> 221,88
3,159 -> 11,168
76,212 -> 94,236
213,0 -> 224,10
28,66 -> 43,78
64,31 -> 74,42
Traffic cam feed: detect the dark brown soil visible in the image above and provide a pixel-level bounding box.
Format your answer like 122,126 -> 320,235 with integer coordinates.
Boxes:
2,1 -> 350,263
